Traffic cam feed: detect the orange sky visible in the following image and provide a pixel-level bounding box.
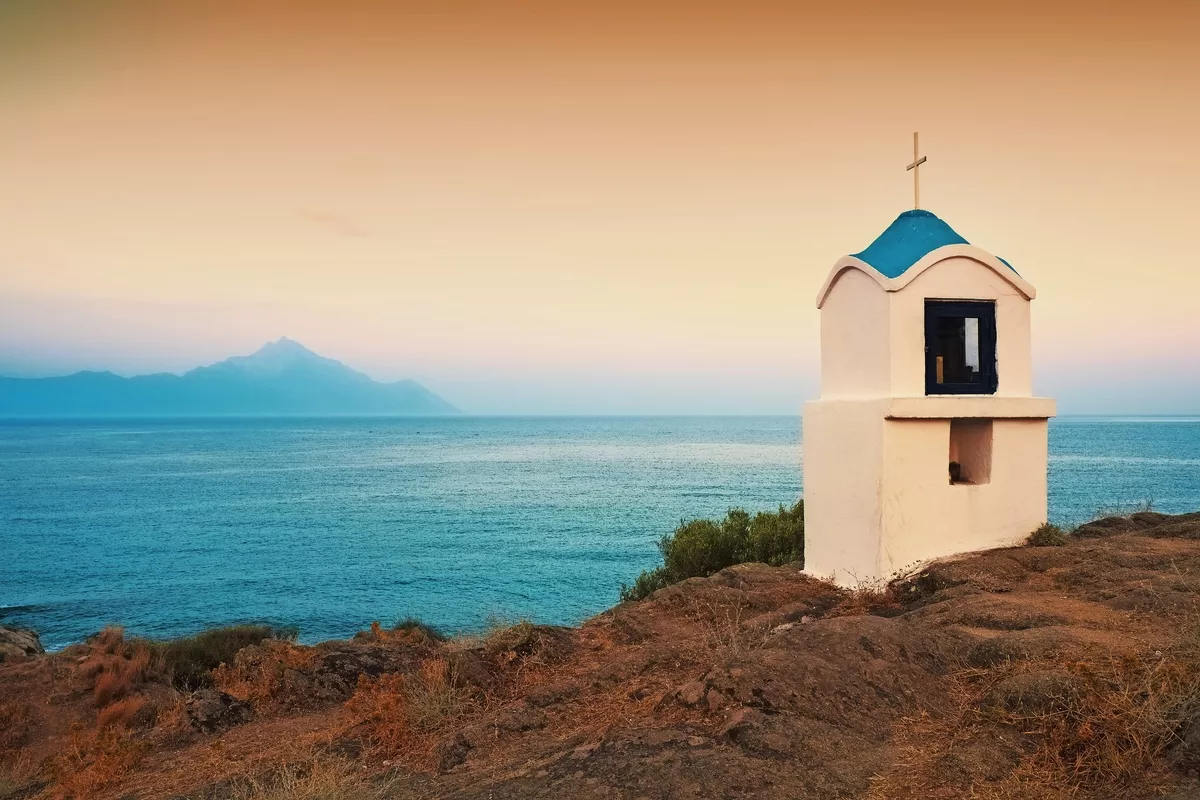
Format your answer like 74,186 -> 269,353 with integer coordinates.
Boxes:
1,0 -> 1198,413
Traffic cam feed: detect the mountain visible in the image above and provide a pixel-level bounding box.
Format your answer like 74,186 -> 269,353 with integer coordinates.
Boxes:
0,338 -> 459,416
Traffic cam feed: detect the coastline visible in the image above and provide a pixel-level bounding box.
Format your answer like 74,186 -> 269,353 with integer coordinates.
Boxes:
4,510 -> 1200,799
4,417 -> 1200,650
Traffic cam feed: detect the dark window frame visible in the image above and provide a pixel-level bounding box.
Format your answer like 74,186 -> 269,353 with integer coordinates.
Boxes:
924,300 -> 998,395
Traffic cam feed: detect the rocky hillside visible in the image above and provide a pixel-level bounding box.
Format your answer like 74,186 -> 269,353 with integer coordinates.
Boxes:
3,512 -> 1200,799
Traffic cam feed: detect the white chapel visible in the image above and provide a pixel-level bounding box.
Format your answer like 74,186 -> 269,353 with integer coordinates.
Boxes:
803,140 -> 1056,585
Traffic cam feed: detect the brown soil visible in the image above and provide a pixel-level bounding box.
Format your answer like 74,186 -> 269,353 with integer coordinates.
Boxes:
4,511 -> 1200,799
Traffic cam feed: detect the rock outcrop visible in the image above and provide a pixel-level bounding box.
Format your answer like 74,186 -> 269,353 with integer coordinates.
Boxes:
185,688 -> 254,733
0,625 -> 44,661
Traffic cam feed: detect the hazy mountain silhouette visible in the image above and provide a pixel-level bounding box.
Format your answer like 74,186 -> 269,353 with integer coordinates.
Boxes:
0,338 -> 458,416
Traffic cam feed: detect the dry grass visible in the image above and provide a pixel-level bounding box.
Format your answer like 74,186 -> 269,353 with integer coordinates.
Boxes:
568,679 -> 690,738
91,625 -> 127,655
871,628 -> 1200,799
992,652 -> 1200,793
212,639 -> 317,710
406,658 -> 470,731
360,618 -> 444,645
482,618 -> 570,677
869,557 -> 1200,798
0,753 -> 39,799
829,582 -> 901,617
1028,523 -> 1070,547
0,699 -> 34,755
31,627 -> 195,796
228,758 -> 394,800
483,617 -> 535,648
95,697 -> 146,730
150,693 -> 191,741
81,627 -> 163,703
346,672 -> 410,752
47,727 -> 147,800
345,656 -> 473,763
79,629 -> 166,752
1094,500 -> 1156,519
92,643 -> 156,707
685,596 -> 769,660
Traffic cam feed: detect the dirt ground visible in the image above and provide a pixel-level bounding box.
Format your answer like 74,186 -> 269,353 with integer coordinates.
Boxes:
4,511 -> 1200,799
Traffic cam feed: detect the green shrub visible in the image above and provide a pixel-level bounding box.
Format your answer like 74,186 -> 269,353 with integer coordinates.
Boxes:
1028,523 -> 1070,547
619,569 -> 674,603
620,500 -> 804,602
747,501 -> 805,566
153,624 -> 297,691
661,515 -> 746,580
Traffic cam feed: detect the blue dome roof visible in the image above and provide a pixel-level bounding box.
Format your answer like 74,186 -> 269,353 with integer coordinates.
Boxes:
851,209 -> 1016,278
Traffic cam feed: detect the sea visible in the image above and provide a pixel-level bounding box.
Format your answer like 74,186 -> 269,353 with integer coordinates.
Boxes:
1,416 -> 1198,650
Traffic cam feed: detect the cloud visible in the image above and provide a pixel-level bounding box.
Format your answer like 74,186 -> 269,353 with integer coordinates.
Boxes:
298,208 -> 370,238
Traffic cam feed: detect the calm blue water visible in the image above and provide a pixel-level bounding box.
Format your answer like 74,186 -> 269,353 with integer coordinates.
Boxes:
1,416 -> 1197,649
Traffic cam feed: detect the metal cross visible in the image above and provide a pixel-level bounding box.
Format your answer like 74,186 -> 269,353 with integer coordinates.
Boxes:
906,132 -> 927,209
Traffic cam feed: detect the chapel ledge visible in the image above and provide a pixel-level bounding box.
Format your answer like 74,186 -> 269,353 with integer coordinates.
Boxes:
884,396 -> 1056,420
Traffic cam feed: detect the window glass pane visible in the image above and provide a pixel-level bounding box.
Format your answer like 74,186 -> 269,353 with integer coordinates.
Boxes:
933,315 -> 981,384
964,318 -> 980,373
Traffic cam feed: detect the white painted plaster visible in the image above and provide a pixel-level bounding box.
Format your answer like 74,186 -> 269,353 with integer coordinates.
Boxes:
885,396 -> 1056,419
804,239 -> 1054,586
802,399 -> 888,583
819,267 -> 891,398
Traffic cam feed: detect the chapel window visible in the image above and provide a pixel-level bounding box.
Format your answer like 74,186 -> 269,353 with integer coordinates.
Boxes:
924,300 -> 997,395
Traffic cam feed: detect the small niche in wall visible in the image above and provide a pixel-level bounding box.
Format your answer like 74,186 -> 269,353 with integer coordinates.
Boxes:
949,419 -> 993,485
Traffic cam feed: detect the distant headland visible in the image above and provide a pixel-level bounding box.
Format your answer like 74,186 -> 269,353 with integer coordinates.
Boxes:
0,337 -> 458,417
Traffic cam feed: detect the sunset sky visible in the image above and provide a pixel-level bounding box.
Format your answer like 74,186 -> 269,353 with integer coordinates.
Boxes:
1,0 -> 1197,414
